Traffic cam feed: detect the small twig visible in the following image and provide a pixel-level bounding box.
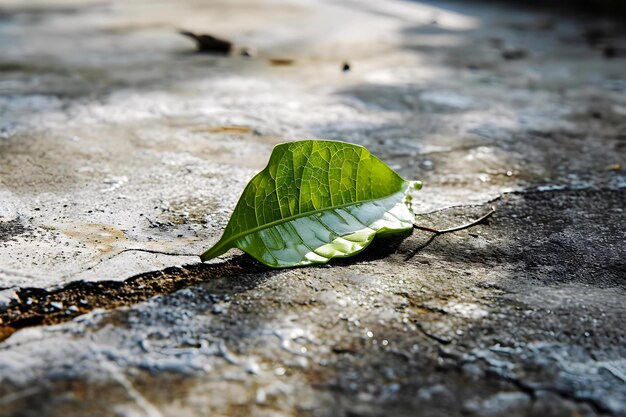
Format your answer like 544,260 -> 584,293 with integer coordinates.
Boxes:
412,225 -> 440,234
405,207 -> 496,261
413,207 -> 496,235
404,234 -> 438,260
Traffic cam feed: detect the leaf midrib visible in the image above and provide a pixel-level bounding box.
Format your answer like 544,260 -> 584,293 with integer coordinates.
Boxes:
200,186 -> 407,261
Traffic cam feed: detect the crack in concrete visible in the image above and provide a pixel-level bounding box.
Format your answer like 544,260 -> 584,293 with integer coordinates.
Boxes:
0,256 -> 268,343
55,247 -> 201,284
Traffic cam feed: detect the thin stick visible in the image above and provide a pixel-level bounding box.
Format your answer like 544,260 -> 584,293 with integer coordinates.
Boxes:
412,225 -> 439,234
404,234 -> 438,261
413,207 -> 496,235
405,207 -> 496,261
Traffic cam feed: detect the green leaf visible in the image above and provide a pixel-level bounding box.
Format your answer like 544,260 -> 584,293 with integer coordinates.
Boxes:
201,140 -> 421,268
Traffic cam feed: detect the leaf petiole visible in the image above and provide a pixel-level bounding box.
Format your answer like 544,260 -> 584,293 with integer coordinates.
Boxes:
412,207 -> 496,235
406,207 -> 496,261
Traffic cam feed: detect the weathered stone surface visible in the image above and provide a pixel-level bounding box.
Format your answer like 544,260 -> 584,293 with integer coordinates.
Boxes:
0,0 -> 624,416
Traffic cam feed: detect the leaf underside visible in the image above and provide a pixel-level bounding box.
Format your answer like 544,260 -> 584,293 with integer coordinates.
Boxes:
201,140 -> 417,268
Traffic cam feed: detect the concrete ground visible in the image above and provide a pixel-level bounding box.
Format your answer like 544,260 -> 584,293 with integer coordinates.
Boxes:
0,0 -> 625,416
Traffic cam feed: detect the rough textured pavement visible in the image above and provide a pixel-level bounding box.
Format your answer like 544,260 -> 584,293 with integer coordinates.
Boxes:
0,0 -> 625,416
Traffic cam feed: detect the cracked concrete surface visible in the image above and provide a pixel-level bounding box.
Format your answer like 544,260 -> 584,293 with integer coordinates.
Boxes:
0,0 -> 625,416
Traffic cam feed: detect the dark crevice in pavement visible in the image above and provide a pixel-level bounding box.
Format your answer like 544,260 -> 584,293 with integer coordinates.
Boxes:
0,256 -> 274,343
